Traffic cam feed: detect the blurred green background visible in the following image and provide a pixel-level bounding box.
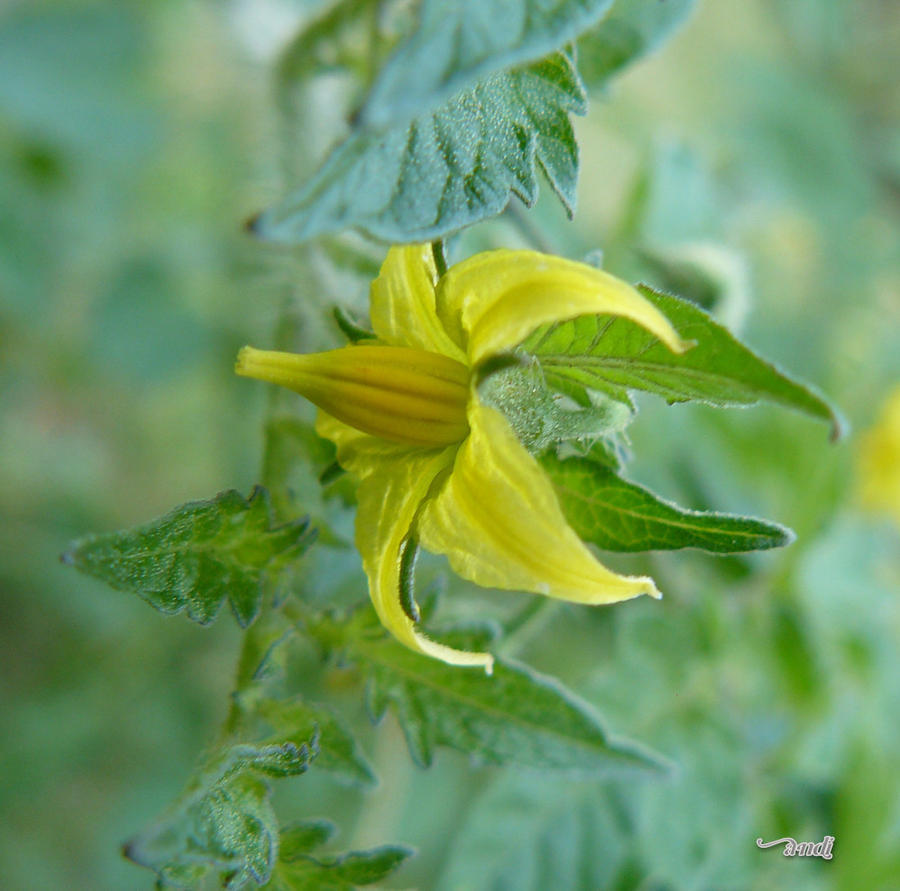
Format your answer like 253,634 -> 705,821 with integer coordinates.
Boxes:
1,1 -> 898,888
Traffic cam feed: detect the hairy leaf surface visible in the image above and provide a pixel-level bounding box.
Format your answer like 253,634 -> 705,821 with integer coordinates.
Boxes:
312,612 -> 666,773
361,0 -> 614,125
523,286 -> 844,437
541,449 -> 795,552
253,52 -> 586,243
125,735 -> 318,889
266,819 -> 412,891
63,487 -> 315,627
578,0 -> 697,87
254,697 -> 376,787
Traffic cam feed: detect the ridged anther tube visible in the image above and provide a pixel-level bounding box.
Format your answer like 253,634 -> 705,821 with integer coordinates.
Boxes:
236,345 -> 470,447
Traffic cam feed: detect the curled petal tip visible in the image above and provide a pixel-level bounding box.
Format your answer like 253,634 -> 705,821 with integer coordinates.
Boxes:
632,575 -> 663,600
412,627 -> 495,673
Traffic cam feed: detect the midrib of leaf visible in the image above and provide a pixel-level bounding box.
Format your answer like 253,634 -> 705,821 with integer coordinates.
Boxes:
354,640 -> 650,766
110,534 -> 267,562
554,479 -> 778,541
433,116 -> 480,222
360,0 -> 615,127
540,353 -> 767,395
256,51 -> 585,242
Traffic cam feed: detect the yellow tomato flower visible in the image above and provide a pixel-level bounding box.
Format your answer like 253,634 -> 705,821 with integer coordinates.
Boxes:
857,383 -> 900,528
236,245 -> 690,672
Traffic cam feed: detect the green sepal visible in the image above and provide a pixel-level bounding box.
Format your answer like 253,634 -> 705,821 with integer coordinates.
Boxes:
478,357 -> 633,453
524,285 -> 845,438
541,448 -> 795,553
333,305 -> 375,343
398,534 -> 421,623
636,242 -> 750,330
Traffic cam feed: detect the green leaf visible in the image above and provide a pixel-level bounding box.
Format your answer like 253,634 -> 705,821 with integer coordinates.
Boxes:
278,820 -> 337,861
260,0 -> 698,241
541,449 -> 795,553
253,697 -> 376,787
276,0 -> 380,90
435,770 -> 632,891
267,818 -> 412,890
360,0 -> 614,126
312,611 -> 667,773
227,740 -> 320,780
252,51 -> 586,243
523,285 -> 845,438
267,843 -> 413,891
62,487 -> 316,627
234,610 -> 298,690
125,734 -> 318,890
577,0 -> 698,88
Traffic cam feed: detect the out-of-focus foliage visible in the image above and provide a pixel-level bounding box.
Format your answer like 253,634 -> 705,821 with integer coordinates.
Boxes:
2,1 -> 898,890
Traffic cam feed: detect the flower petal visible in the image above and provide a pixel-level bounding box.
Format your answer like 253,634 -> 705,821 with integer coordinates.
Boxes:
315,410 -> 417,476
419,399 -> 661,604
370,245 -> 466,362
317,411 -> 494,672
436,249 -> 691,366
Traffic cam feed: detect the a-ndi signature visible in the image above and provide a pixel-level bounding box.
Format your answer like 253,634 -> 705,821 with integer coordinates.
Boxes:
756,836 -> 835,860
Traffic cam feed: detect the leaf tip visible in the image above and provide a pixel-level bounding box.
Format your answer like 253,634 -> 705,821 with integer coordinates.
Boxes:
231,601 -> 260,630
829,407 -> 851,443
59,549 -> 76,567
645,748 -> 677,777
780,525 -> 798,548
121,837 -> 142,867
247,483 -> 269,505
243,210 -> 263,237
